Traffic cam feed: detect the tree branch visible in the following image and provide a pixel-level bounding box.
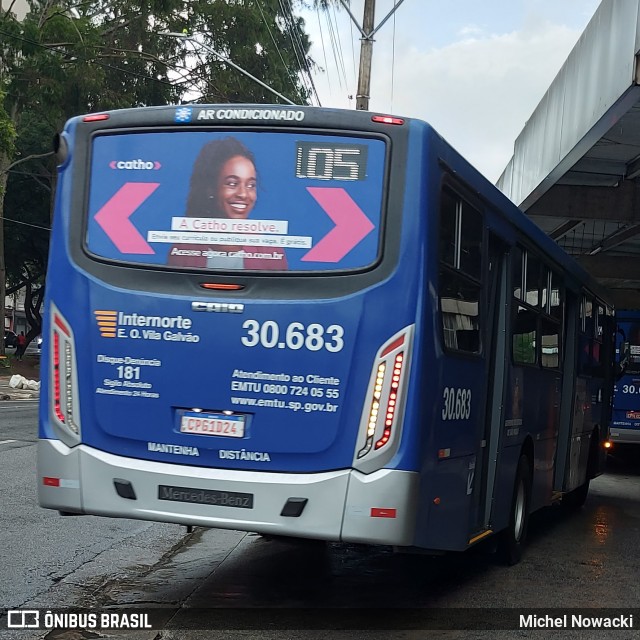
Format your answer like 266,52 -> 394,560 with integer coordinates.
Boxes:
1,151 -> 54,176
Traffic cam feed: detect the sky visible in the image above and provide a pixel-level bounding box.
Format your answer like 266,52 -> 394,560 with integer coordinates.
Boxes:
299,0 -> 602,182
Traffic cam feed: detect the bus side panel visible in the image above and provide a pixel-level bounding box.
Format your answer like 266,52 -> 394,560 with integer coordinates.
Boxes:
512,367 -> 561,512
409,136 -> 495,552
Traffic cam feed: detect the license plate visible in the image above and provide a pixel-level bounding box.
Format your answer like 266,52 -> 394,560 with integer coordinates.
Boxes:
180,411 -> 245,438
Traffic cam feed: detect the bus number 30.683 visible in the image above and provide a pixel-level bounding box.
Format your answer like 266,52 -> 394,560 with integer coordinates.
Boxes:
442,387 -> 472,421
240,320 -> 345,352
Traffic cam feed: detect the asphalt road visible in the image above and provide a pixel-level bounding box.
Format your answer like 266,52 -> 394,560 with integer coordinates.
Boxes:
1,404 -> 639,639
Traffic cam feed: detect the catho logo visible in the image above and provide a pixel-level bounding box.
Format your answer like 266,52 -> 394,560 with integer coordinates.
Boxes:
109,159 -> 161,170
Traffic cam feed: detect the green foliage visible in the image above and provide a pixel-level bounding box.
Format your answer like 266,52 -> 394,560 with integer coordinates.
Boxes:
0,88 -> 16,158
1,0 -> 329,312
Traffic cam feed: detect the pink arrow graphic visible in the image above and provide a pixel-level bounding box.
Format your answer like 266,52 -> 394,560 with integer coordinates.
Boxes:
94,182 -> 159,254
302,187 -> 375,263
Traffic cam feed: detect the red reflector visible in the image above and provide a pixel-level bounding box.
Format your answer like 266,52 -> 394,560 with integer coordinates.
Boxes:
83,114 -> 110,122
371,508 -> 397,518
380,335 -> 405,358
54,314 -> 71,337
43,477 -> 60,487
371,115 -> 404,125
200,283 -> 244,290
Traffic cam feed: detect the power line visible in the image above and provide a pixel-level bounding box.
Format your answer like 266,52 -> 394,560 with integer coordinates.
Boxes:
1,216 -> 50,232
277,0 -> 321,105
255,0 -> 304,102
161,33 -> 297,105
330,2 -> 348,90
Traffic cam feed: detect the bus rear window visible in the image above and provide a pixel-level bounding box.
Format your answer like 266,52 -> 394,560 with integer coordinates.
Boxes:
85,131 -> 386,272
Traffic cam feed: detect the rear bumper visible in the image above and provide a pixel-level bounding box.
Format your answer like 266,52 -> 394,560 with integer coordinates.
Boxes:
37,439 -> 419,546
609,427 -> 640,445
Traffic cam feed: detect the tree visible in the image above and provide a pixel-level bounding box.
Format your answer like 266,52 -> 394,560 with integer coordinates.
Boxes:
0,88 -> 17,355
0,0 -> 338,346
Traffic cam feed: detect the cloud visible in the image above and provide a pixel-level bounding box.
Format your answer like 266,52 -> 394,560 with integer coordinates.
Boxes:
457,24 -> 486,38
367,21 -> 582,182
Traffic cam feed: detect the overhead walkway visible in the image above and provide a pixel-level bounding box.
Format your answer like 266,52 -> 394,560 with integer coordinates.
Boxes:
497,0 -> 640,307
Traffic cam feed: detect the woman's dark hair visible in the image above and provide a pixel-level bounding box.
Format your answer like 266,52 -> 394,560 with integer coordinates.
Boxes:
185,137 -> 256,217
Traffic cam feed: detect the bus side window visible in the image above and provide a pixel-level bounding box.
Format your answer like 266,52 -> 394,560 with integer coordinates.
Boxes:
513,305 -> 537,364
591,303 -> 605,369
459,200 -> 483,275
439,271 -> 481,352
549,270 -> 563,320
438,187 -> 482,354
525,253 -> 542,308
512,249 -> 537,365
439,189 -> 457,267
512,246 -> 523,300
540,269 -> 562,369
541,317 -> 560,368
578,295 -> 593,376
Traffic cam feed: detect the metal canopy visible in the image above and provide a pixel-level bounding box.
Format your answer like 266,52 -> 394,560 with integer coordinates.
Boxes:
497,0 -> 640,308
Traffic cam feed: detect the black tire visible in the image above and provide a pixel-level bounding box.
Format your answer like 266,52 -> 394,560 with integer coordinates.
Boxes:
499,454 -> 532,566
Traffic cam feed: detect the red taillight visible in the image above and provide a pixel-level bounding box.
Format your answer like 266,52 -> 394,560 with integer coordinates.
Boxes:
43,477 -> 60,487
83,113 -> 110,122
200,283 -> 245,290
371,115 -> 404,125
50,306 -> 80,436
356,326 -> 413,465
53,332 -> 65,424
375,352 -> 404,450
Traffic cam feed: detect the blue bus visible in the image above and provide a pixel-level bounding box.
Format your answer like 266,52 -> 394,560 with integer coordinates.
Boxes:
38,105 -> 614,564
610,309 -> 640,445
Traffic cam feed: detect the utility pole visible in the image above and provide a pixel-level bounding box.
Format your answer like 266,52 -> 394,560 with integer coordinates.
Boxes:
356,0 -> 376,111
339,0 -> 407,111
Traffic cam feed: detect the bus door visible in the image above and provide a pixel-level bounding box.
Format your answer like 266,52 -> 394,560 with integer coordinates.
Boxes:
553,290 -> 579,491
470,232 -> 508,533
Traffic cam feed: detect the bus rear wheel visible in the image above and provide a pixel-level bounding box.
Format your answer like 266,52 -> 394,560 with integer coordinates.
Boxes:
499,454 -> 531,566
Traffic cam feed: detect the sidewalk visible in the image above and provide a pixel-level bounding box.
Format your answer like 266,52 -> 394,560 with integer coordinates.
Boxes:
0,355 -> 41,400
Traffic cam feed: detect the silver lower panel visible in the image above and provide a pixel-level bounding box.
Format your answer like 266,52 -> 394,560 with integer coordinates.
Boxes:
37,439 -> 419,546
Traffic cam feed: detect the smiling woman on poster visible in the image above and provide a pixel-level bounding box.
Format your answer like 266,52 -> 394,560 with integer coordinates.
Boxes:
167,137 -> 287,269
